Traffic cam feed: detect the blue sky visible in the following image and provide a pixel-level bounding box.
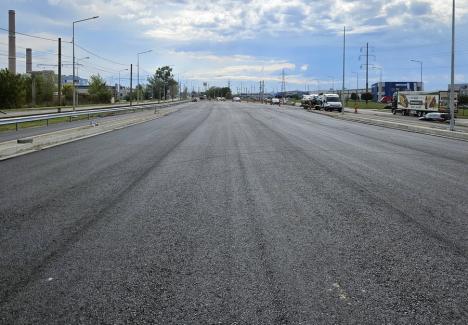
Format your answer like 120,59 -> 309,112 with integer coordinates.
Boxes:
0,0 -> 467,92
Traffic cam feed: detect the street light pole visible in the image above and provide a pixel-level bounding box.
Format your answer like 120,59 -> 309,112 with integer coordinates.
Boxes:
352,72 -> 359,98
410,59 -> 423,88
136,49 -> 152,104
341,26 -> 346,114
449,0 -> 456,131
118,68 -> 128,101
372,66 -> 383,101
72,16 -> 98,111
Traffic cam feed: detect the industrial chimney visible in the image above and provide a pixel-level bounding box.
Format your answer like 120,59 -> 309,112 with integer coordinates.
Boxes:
8,10 -> 16,74
26,48 -> 32,73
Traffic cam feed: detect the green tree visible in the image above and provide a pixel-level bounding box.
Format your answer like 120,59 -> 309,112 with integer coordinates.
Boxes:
350,93 -> 358,100
62,84 -> 74,103
88,74 -> 111,103
35,72 -> 56,105
361,92 -> 373,101
147,66 -> 178,100
205,86 -> 232,99
0,68 -> 27,109
459,95 -> 468,105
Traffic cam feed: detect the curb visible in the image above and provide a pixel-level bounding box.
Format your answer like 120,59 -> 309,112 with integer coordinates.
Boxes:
0,106 -> 182,161
307,109 -> 468,142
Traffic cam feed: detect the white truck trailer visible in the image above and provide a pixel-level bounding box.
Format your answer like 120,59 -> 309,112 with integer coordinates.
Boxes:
392,91 -> 459,117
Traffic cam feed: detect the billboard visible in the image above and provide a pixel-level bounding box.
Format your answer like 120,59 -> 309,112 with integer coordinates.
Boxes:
397,92 -> 438,111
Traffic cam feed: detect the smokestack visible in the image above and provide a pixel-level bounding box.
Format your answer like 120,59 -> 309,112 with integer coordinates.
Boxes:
26,48 -> 32,73
8,10 -> 16,74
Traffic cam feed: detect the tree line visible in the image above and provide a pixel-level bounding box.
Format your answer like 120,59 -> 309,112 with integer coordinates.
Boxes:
0,65 -> 183,109
0,68 -> 113,109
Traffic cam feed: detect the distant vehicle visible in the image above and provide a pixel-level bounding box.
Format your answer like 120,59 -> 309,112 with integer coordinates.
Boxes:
320,94 -> 343,112
301,94 -> 320,110
379,96 -> 393,104
391,91 -> 458,117
392,91 -> 439,117
191,97 -> 199,102
232,97 -> 241,102
271,98 -> 280,105
216,97 -> 226,101
418,112 -> 450,122
199,95 -> 207,100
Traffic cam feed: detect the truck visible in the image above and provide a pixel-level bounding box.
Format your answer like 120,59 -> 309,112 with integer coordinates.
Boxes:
320,94 -> 343,112
301,94 -> 320,110
392,91 -> 458,117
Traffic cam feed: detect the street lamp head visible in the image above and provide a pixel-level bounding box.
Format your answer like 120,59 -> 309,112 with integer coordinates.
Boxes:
138,49 -> 153,55
73,16 -> 99,24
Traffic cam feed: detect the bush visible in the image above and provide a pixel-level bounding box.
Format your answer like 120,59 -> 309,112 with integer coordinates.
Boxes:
62,84 -> 73,103
88,74 -> 112,103
361,92 -> 373,101
459,95 -> 468,105
0,69 -> 28,109
350,93 -> 358,100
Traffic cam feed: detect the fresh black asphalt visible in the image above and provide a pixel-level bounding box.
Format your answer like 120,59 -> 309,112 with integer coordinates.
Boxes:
1,101 -> 467,324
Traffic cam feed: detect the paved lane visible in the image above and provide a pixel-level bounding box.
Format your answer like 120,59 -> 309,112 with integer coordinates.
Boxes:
1,101 -> 467,324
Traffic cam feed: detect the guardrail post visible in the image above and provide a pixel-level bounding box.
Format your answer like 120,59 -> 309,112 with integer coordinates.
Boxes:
46,119 -> 49,127
69,116 -> 72,122
16,123 -> 18,131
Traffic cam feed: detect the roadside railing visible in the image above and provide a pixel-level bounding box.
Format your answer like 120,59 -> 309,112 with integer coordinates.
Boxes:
0,100 -> 189,131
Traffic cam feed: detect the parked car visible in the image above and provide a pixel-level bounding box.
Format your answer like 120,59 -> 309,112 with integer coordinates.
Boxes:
379,96 -> 393,104
271,98 -> 280,105
418,112 -> 450,122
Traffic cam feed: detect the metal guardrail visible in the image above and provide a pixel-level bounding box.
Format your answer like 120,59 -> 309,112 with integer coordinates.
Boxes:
0,100 -> 188,130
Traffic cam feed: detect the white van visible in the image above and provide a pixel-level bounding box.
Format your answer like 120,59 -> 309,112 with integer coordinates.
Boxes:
320,94 -> 343,112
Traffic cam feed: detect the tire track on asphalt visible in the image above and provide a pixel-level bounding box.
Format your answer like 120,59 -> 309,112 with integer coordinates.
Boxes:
245,109 -> 468,259
0,106 -> 214,307
273,107 -> 468,164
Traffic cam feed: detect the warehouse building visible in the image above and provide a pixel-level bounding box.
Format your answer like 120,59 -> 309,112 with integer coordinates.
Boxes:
372,82 -> 423,101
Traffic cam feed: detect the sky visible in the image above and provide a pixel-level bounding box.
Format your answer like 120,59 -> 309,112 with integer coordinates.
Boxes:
0,0 -> 467,93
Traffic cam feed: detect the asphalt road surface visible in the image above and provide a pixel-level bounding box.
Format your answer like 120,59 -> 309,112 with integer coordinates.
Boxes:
1,101 -> 467,324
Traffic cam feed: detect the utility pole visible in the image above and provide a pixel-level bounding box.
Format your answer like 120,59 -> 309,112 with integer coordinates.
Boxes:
341,26 -> 346,114
130,64 -> 133,106
366,43 -> 369,103
281,69 -> 286,104
359,42 -> 375,104
58,37 -> 62,112
449,0 -> 456,131
136,49 -> 152,104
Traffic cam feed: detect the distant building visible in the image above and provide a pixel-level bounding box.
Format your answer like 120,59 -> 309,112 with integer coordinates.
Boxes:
448,83 -> 468,96
62,75 -> 88,86
116,84 -> 130,99
372,82 -> 423,101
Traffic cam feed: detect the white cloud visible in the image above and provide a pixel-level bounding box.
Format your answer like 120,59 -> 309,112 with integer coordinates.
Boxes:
47,0 -> 468,42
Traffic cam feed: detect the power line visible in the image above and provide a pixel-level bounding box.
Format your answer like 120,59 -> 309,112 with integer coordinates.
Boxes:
0,27 -> 70,43
74,43 -> 128,67
79,63 -> 118,74
5,43 -> 73,59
